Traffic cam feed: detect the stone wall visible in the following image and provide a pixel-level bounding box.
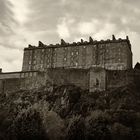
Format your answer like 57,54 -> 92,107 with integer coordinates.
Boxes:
106,70 -> 134,89
1,78 -> 22,96
20,71 -> 46,90
89,68 -> 106,92
0,71 -> 46,95
0,80 -> 4,94
0,72 -> 21,79
45,68 -> 89,89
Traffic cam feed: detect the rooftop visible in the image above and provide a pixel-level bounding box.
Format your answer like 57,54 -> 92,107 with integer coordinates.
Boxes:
24,35 -> 131,50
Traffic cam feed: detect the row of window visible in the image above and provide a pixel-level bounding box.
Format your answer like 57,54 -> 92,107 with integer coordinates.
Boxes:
20,72 -> 37,78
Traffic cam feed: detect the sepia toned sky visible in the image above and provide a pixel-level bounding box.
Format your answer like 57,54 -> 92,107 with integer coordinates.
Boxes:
0,0 -> 140,72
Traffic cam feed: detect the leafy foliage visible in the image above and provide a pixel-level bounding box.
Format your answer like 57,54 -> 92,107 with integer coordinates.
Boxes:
0,84 -> 140,140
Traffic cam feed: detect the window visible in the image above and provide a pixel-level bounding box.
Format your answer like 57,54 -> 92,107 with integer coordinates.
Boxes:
33,72 -> 36,77
76,51 -> 79,55
95,78 -> 99,87
64,57 -> 67,61
71,52 -> 74,56
33,60 -> 36,64
29,61 -> 31,65
30,73 -> 32,77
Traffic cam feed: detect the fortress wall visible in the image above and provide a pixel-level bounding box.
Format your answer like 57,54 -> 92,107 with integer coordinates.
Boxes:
0,73 -> 21,79
89,68 -> 106,92
55,47 -> 64,67
46,68 -> 89,89
0,71 -> 42,95
22,49 -> 32,71
106,70 -> 134,89
22,39 -> 132,72
20,71 -> 46,90
22,44 -> 98,71
133,69 -> 140,89
0,80 -> 3,94
2,78 -> 22,96
97,42 -> 132,70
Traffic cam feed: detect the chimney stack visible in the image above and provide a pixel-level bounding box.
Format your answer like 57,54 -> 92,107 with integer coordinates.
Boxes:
126,36 -> 129,40
0,68 -> 2,73
112,35 -> 116,40
81,39 -> 84,43
38,41 -> 44,47
89,36 -> 94,43
61,39 -> 66,45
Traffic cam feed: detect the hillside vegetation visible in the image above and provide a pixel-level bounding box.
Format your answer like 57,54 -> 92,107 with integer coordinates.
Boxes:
0,83 -> 140,140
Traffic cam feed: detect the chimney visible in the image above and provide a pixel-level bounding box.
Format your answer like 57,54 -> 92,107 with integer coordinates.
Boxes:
0,68 -> 2,73
61,39 -> 66,45
89,36 -> 94,43
126,36 -> 129,40
38,41 -> 44,47
81,39 -> 84,43
112,35 -> 116,40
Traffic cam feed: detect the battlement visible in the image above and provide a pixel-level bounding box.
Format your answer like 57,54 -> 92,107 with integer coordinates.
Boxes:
24,35 -> 131,50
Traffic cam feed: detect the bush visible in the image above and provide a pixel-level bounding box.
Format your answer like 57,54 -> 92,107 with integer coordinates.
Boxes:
66,115 -> 86,140
11,107 -> 48,140
85,110 -> 111,140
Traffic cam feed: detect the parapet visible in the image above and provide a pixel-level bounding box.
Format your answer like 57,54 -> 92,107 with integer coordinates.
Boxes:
24,35 -> 131,50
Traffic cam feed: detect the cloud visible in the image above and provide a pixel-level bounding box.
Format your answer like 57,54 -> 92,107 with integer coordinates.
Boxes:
1,0 -> 140,71
0,45 -> 22,71
8,0 -> 30,24
78,20 -> 98,35
57,18 -> 71,39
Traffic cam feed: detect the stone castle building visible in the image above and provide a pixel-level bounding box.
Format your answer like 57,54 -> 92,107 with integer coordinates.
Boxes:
22,35 -> 132,71
0,35 -> 139,95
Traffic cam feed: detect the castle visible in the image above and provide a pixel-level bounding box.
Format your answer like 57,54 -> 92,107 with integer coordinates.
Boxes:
0,35 -> 139,95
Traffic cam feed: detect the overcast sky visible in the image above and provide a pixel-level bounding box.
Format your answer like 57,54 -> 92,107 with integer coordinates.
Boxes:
0,0 -> 140,72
